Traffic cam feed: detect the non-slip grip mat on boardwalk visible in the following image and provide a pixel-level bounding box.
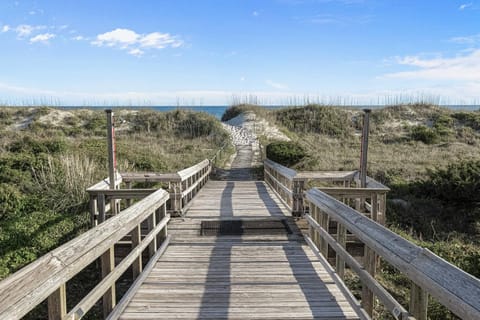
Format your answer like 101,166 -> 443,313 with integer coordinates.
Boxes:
200,219 -> 292,236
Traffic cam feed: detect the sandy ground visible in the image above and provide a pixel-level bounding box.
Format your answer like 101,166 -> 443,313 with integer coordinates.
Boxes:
220,111 -> 289,176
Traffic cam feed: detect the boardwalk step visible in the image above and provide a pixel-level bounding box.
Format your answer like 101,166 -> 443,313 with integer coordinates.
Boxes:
200,219 -> 292,236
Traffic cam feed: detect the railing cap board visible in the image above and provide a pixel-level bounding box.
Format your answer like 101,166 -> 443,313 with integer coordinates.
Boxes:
264,159 -> 297,180
352,172 -> 390,190
295,171 -> 357,182
86,174 -> 122,191
85,189 -> 157,199
119,172 -> 181,183
0,188 -> 170,319
318,187 -> 389,197
177,159 -> 210,180
306,188 -> 480,319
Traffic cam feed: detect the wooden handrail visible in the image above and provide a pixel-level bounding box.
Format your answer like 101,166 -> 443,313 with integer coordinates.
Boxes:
263,158 -> 389,216
305,188 -> 480,320
0,188 -> 170,319
89,159 -> 212,220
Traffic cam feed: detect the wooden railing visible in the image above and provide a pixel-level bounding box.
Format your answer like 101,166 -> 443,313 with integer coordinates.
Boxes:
88,159 -> 211,223
0,188 -> 171,320
264,159 -> 384,216
305,188 -> 480,320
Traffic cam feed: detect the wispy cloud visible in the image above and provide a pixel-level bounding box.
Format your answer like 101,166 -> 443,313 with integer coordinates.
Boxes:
92,28 -> 183,56
28,8 -> 44,15
1,25 -> 10,32
252,11 -> 259,17
450,33 -> 480,45
266,80 -> 289,90
72,35 -> 87,41
14,24 -> 46,37
128,48 -> 144,57
29,33 -> 55,44
305,13 -> 372,25
459,2 -> 473,10
385,50 -> 480,81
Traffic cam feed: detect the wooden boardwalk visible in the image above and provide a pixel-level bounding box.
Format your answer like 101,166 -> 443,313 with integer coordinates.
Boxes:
119,181 -> 364,319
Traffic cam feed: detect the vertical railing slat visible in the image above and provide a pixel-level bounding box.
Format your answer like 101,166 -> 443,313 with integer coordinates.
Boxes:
47,283 -> 67,320
101,247 -> 116,317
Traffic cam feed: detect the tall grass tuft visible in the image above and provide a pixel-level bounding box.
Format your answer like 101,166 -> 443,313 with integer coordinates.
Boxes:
32,154 -> 100,214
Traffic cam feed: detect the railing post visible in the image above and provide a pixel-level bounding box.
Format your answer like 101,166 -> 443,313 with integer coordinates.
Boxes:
48,283 -> 66,320
158,204 -> 168,244
105,109 -> 118,216
362,246 -> 376,316
126,181 -> 132,207
410,283 -> 428,320
131,224 -> 142,279
89,195 -> 98,227
292,179 -> 305,216
336,223 -> 346,280
371,193 -> 378,221
147,212 -> 157,257
312,206 -> 320,248
319,210 -> 329,257
170,181 -> 182,215
98,194 -> 106,223
101,247 -> 116,317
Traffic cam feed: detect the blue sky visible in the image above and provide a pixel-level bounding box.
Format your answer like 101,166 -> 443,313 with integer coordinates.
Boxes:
0,0 -> 479,105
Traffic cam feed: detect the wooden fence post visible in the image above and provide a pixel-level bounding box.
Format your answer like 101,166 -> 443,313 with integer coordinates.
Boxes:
131,224 -> 142,279
362,246 -> 376,316
48,283 -> 66,320
410,283 -> 428,320
292,179 -> 305,216
101,247 -> 116,317
147,212 -> 157,257
336,223 -> 346,280
98,194 -> 106,224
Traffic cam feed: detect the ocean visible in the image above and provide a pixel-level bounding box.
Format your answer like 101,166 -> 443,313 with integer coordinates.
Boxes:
61,105 -> 480,120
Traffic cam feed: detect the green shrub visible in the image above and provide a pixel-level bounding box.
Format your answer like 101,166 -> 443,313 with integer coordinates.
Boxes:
274,105 -> 352,137
421,160 -> 480,205
410,125 -> 439,144
0,184 -> 26,220
266,141 -> 306,167
452,112 -> 480,130
8,136 -> 67,154
433,114 -> 454,137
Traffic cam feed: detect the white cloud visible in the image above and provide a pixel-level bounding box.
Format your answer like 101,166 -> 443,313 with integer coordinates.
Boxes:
92,28 -> 183,56
92,28 -> 139,48
1,25 -> 10,32
459,3 -> 473,10
29,33 -> 55,44
266,80 -> 289,90
139,32 -> 183,48
15,24 -> 46,37
386,50 -> 480,81
128,48 -> 144,57
16,24 -> 34,37
252,11 -> 259,16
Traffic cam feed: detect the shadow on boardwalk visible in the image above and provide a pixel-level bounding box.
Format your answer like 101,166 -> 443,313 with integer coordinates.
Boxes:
196,180 -> 348,319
